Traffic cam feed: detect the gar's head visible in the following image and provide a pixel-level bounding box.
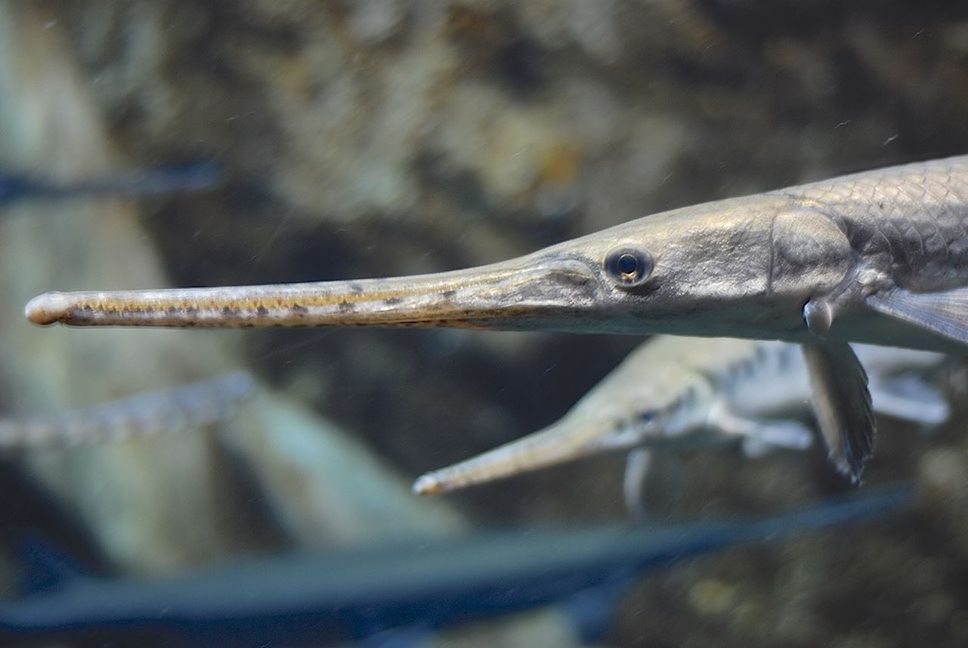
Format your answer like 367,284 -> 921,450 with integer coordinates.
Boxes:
26,193 -> 847,338
410,335 -> 715,495
562,336 -> 721,453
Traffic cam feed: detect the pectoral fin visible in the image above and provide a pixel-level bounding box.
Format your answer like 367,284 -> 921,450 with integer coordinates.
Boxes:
623,448 -> 652,519
870,374 -> 950,426
801,342 -> 875,483
867,287 -> 968,346
622,449 -> 684,520
707,400 -> 814,452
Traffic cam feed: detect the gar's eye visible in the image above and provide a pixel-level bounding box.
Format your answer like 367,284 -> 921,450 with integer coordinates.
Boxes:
604,247 -> 653,287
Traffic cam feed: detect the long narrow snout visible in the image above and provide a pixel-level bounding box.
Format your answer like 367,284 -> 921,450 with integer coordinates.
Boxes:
25,254 -> 604,331
24,191 -> 801,340
413,415 -> 633,495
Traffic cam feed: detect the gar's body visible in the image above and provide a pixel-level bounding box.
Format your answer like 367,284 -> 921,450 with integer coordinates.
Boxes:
24,156 -> 968,481
414,337 -> 948,499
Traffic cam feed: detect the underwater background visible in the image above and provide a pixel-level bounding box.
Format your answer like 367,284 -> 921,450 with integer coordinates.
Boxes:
1,1 -> 967,646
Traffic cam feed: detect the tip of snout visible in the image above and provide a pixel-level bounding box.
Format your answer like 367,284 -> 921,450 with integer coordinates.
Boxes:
25,292 -> 70,325
412,473 -> 445,496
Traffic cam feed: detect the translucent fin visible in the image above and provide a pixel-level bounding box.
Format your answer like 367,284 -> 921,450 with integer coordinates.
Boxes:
622,448 -> 652,519
870,374 -> 950,426
749,420 -> 814,450
707,400 -> 814,451
622,449 -> 684,520
867,287 -> 968,346
801,343 -> 875,484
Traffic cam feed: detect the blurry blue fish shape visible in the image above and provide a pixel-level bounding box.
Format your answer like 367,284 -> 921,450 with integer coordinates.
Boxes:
0,484 -> 914,647
414,338 -> 948,510
0,161 -> 221,205
0,372 -> 255,452
0,373 -> 255,599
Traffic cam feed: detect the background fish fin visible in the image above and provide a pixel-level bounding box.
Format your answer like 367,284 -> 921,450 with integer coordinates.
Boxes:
707,400 -> 814,452
748,420 -> 814,450
867,287 -> 968,346
869,374 -> 950,426
623,449 -> 684,520
801,342 -> 875,483
622,448 -> 652,519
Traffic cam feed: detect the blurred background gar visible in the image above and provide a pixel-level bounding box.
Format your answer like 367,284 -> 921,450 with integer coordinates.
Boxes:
0,1 -> 966,647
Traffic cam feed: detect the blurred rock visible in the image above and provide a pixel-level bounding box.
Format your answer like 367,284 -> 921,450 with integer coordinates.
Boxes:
220,391 -> 464,548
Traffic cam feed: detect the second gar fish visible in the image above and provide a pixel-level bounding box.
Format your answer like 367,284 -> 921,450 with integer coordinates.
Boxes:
413,338 -> 948,510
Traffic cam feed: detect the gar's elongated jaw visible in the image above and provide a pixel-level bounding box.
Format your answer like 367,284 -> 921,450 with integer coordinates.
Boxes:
413,408 -> 663,495
24,252 -> 608,330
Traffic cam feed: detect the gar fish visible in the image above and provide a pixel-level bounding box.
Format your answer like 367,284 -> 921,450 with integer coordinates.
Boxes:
0,485 -> 914,647
0,162 -> 221,206
0,373 -> 255,452
413,338 -> 948,509
24,156 -> 968,481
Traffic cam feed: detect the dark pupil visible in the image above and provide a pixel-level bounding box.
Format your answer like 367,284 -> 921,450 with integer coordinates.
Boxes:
617,253 -> 638,275
606,247 -> 652,287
